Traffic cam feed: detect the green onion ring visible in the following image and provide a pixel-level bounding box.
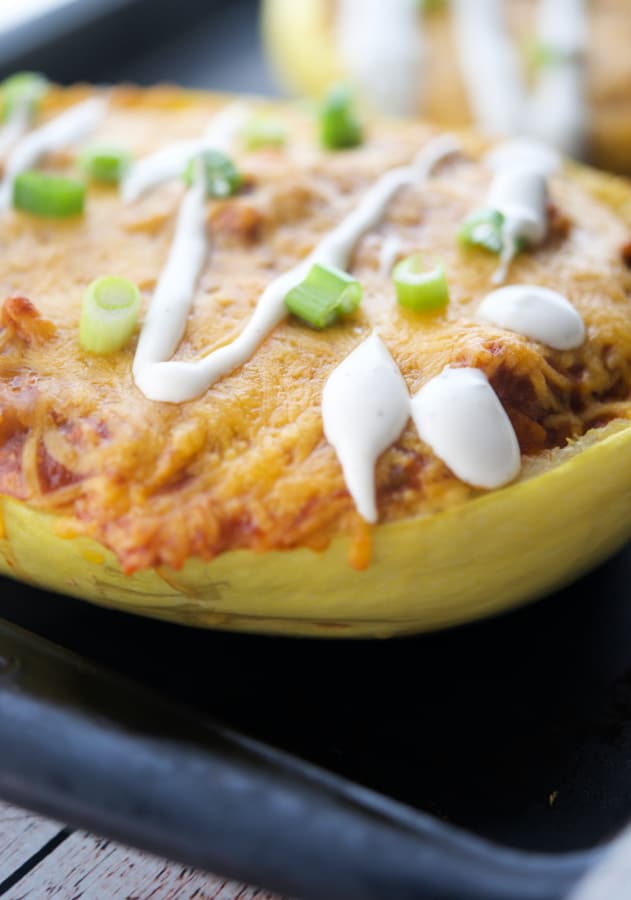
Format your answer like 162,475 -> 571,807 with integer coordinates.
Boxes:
393,254 -> 450,312
13,171 -> 85,218
80,145 -> 132,184
284,262 -> 363,328
79,276 -> 141,354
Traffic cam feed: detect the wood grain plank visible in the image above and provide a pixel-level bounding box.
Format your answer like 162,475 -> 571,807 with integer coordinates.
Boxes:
0,801 -> 64,884
8,829 -> 288,899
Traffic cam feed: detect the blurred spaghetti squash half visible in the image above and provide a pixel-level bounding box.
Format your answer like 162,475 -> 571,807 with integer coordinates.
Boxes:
262,0 -> 631,175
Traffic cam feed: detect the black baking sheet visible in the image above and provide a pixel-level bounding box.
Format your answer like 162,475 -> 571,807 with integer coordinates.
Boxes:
1,0 -> 631,866
3,548 -> 631,857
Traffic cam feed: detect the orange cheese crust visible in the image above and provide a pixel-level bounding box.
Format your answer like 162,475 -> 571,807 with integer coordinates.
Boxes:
1,85 -> 631,574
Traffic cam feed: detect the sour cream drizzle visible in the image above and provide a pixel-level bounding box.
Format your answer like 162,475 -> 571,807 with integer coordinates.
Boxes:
452,0 -> 588,156
133,133 -> 459,403
379,234 -> 403,276
488,167 -> 548,284
322,333 -> 410,522
477,285 -> 585,350
411,366 -> 521,490
481,136 -> 563,284
133,164 -> 208,381
324,351 -> 524,522
452,0 -> 526,136
528,0 -> 587,158
0,97 -> 106,212
121,102 -> 248,203
0,105 -> 31,160
484,138 -> 562,178
336,0 -> 425,116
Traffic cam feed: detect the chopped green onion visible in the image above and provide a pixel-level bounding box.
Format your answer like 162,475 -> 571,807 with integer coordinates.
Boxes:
183,149 -> 242,198
319,84 -> 363,150
284,262 -> 363,328
79,276 -> 140,354
13,171 -> 85,218
458,208 -> 505,254
524,39 -> 570,70
417,0 -> 446,11
458,207 -> 527,259
1,72 -> 48,120
393,254 -> 449,312
80,145 -> 131,184
242,117 -> 286,150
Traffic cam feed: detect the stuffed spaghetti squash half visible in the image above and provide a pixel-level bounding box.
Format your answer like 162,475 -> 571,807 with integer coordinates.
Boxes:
1,82 -> 631,637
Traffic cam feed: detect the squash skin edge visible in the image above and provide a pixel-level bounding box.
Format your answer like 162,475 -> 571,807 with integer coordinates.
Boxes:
2,420 -> 631,637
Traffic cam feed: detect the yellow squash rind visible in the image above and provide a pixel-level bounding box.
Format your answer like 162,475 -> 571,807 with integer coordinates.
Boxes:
261,0 -> 342,99
3,420 -> 631,637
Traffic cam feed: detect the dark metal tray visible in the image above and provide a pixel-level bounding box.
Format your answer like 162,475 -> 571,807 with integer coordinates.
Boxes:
1,1 -> 631,896
4,546 -> 631,854
3,541 -> 631,900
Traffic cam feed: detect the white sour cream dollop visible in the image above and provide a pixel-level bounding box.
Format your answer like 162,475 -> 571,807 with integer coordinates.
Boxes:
322,333 -> 410,523
477,284 -> 585,350
411,366 -> 521,489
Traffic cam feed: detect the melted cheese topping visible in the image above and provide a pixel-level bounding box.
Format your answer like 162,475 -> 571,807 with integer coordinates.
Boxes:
1,87 -> 630,573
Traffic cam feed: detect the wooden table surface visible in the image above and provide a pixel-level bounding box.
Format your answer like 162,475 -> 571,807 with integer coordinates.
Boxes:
0,801 -> 286,899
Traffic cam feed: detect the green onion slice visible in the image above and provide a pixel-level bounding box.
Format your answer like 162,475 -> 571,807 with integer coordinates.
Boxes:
458,208 -> 506,254
319,84 -> 363,150
524,39 -> 571,70
1,72 -> 49,120
242,117 -> 286,150
393,254 -> 449,312
80,144 -> 131,184
183,149 -> 242,198
13,171 -> 85,218
79,276 -> 140,354
417,0 -> 447,12
284,262 -> 363,329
